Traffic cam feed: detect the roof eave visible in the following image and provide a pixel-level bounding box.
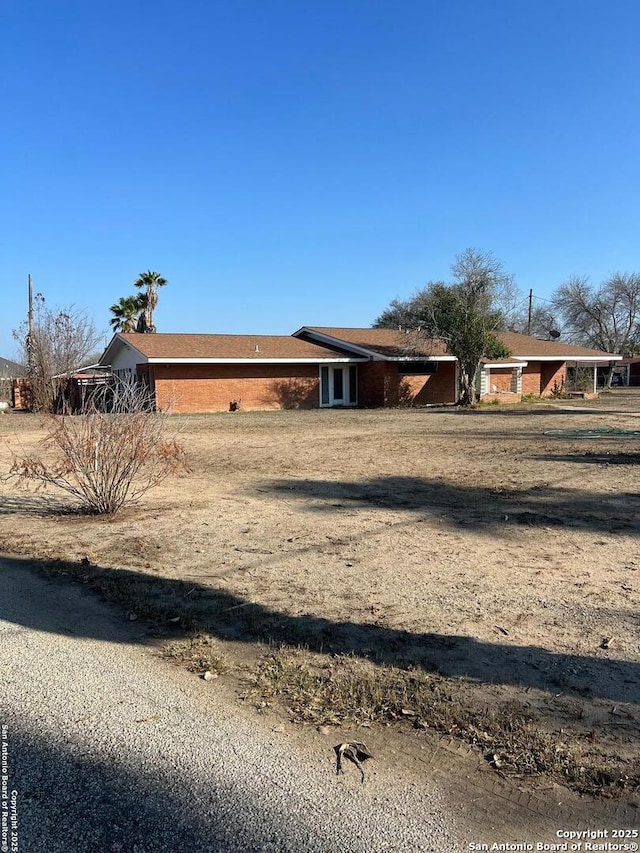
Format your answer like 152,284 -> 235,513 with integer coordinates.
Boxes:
513,354 -> 623,362
384,355 -> 456,362
147,356 -> 368,364
294,328 -> 450,360
293,328 -> 383,358
99,334 -> 150,366
483,361 -> 529,369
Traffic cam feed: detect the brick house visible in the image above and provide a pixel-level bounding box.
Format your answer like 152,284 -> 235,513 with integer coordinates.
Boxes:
98,328 -> 620,412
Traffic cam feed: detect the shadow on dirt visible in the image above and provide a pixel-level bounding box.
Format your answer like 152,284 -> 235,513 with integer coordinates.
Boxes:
1,555 -> 638,708
532,453 -> 640,466
263,475 -> 640,535
418,406 -> 637,417
0,494 -> 74,516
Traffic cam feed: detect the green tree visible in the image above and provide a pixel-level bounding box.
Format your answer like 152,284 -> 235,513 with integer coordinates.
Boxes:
109,294 -> 147,333
374,249 -> 512,405
133,270 -> 167,332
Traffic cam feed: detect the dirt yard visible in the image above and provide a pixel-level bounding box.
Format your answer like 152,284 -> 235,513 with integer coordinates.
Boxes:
0,392 -> 639,802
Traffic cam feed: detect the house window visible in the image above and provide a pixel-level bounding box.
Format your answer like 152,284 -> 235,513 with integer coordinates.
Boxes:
320,366 -> 330,405
114,368 -> 134,383
397,361 -> 438,375
349,366 -> 357,404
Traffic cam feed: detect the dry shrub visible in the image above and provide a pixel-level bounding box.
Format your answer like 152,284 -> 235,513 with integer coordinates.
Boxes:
10,381 -> 188,514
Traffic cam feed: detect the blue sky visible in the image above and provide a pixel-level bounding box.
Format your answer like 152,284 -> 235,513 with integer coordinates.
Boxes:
2,0 -> 639,356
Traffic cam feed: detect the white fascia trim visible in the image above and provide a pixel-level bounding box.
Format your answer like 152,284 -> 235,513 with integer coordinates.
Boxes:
513,355 -> 622,362
484,362 -> 528,369
384,355 -> 456,362
146,357 -> 368,364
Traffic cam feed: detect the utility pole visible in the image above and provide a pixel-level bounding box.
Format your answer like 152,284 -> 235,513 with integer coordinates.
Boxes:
527,288 -> 533,335
27,274 -> 34,378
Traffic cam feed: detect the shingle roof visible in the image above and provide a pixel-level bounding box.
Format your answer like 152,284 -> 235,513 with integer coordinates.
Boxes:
115,333 -> 352,360
299,327 -> 449,357
302,327 -> 618,359
0,357 -> 27,378
495,331 -> 617,358
103,328 -> 619,366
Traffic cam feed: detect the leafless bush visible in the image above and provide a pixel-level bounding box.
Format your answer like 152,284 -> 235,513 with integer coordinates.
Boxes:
9,381 -> 188,514
13,295 -> 102,412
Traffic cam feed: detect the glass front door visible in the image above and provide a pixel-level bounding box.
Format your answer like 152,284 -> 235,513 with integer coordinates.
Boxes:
320,365 -> 357,406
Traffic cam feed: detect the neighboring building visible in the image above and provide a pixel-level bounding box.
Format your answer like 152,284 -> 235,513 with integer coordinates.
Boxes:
0,358 -> 27,406
618,358 -> 640,387
98,328 -> 621,413
0,357 -> 26,379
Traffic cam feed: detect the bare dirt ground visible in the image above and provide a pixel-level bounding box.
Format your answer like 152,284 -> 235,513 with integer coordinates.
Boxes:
0,391 -> 639,832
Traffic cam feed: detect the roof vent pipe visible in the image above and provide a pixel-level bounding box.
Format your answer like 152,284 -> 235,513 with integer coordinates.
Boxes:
254,344 -> 260,353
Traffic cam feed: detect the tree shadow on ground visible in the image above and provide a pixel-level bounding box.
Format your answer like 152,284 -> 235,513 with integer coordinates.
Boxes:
3,716 -> 360,852
4,725 -> 253,852
532,452 -> 640,466
1,555 -> 638,708
263,475 -> 640,535
417,404 -> 640,418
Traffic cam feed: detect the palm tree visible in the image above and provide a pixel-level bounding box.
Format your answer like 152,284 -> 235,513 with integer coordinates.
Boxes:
109,295 -> 147,333
133,270 -> 167,333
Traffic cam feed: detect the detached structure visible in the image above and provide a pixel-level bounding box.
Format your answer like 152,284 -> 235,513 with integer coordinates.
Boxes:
0,358 -> 27,409
98,328 -> 621,413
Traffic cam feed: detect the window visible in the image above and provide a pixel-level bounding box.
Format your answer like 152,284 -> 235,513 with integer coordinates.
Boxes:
320,366 -> 329,405
349,366 -> 357,403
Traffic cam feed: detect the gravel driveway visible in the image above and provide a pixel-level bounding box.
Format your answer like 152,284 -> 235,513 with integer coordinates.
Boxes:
0,558 -> 462,852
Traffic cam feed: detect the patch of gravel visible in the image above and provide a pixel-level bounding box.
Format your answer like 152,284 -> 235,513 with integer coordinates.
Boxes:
0,559 -> 463,852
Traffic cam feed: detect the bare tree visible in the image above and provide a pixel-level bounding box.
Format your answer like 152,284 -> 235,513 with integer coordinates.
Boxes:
508,303 -> 559,338
13,295 -> 102,412
10,379 -> 187,514
551,273 -> 640,384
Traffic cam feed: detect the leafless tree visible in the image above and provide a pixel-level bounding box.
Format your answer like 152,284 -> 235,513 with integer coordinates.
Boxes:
551,273 -> 640,384
508,303 -> 559,338
13,295 -> 102,412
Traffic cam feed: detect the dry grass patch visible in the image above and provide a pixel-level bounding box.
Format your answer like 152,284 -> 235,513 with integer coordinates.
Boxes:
162,634 -> 230,676
254,648 -> 639,799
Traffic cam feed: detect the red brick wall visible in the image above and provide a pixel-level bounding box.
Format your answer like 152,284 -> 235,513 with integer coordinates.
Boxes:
521,365 -> 542,396
486,368 -> 513,393
152,360 -> 459,412
152,364 -> 320,413
12,378 -> 31,409
540,361 -> 566,396
358,362 -> 387,406
522,362 -> 566,396
359,361 -> 456,406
